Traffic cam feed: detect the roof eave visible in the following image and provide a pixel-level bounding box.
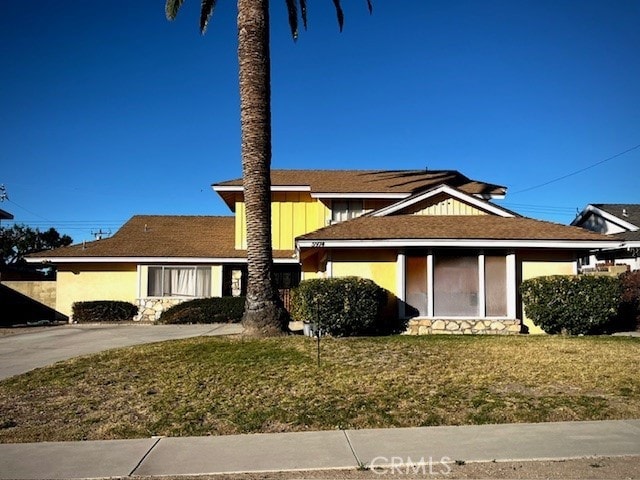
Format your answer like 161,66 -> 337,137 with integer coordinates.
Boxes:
296,238 -> 620,249
26,256 -> 299,264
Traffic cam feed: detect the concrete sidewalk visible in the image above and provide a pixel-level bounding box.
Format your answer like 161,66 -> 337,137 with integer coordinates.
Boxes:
0,419 -> 638,479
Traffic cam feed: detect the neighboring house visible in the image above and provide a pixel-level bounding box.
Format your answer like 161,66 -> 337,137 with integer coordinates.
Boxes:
0,208 -> 13,221
28,169 -> 617,333
571,204 -> 640,272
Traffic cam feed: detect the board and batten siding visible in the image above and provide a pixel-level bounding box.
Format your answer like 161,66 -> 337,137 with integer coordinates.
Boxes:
410,196 -> 487,216
235,192 -> 329,250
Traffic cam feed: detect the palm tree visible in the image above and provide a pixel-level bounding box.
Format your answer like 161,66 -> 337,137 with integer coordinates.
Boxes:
166,0 -> 372,337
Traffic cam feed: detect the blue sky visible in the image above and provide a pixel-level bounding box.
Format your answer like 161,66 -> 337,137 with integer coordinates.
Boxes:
1,0 -> 639,242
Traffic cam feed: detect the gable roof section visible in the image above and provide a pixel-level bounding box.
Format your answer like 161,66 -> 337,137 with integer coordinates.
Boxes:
594,204 -> 640,228
370,184 -> 517,218
213,170 -> 507,209
297,215 -> 618,249
27,215 -> 295,263
571,204 -> 640,232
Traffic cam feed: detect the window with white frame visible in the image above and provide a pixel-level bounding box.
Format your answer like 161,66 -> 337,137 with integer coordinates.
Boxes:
404,252 -> 509,318
148,266 -> 211,297
332,200 -> 364,223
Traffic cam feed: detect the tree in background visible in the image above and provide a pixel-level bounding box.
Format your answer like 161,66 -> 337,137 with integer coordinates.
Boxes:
0,225 -> 72,266
166,0 -> 371,337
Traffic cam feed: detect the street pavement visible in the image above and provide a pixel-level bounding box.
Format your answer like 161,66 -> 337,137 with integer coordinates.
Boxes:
0,323 -> 243,380
0,420 -> 638,479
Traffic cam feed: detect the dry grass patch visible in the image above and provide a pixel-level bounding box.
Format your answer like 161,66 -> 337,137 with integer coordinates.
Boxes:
0,335 -> 638,442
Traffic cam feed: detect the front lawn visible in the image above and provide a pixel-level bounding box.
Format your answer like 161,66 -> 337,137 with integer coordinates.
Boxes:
0,335 -> 638,442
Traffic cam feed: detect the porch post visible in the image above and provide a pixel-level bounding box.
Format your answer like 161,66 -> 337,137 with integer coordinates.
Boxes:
478,253 -> 486,317
397,250 -> 405,318
506,252 -> 517,318
427,251 -> 434,317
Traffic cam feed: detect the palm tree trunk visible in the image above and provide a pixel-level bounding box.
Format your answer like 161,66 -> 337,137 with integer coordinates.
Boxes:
237,0 -> 289,336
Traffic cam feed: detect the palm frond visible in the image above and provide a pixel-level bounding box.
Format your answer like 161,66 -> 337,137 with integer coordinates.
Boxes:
165,0 -> 185,20
366,0 -> 373,15
285,0 -> 299,40
331,0 -> 344,32
199,0 -> 218,34
300,0 -> 308,30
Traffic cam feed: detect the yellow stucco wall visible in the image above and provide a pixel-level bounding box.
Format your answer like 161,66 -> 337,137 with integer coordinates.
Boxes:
235,193 -> 330,250
330,249 -> 397,295
519,251 -> 576,334
57,263 -> 137,317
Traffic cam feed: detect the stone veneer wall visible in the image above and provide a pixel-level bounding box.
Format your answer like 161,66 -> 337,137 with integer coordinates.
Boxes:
135,298 -> 187,322
406,318 -> 521,335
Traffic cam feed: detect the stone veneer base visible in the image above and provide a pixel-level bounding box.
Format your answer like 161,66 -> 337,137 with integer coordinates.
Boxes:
134,298 -> 189,322
405,318 -> 521,335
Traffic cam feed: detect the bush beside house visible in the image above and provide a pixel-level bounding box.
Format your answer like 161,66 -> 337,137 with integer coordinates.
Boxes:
291,277 -> 388,337
521,275 -> 622,335
619,270 -> 640,330
157,297 -> 245,324
72,301 -> 138,323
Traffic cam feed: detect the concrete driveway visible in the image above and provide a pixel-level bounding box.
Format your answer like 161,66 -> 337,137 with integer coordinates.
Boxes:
0,323 -> 243,380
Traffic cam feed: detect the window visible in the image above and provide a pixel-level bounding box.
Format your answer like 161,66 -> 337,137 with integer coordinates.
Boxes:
148,266 -> 211,297
332,200 -> 364,223
405,256 -> 428,316
485,256 -> 507,316
434,255 -> 479,317
404,252 -> 510,318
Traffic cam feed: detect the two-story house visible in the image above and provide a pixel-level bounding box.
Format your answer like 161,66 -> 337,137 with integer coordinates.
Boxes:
571,204 -> 640,272
28,169 -> 617,334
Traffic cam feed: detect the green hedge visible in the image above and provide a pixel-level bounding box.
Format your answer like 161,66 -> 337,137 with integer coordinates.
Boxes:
157,297 -> 245,324
291,277 -> 388,337
72,301 -> 138,323
520,275 -> 621,335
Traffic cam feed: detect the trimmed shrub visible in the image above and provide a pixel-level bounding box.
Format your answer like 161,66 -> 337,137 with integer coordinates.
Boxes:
520,275 -> 621,335
619,270 -> 640,331
157,297 -> 245,324
72,300 -> 137,323
291,277 -> 388,337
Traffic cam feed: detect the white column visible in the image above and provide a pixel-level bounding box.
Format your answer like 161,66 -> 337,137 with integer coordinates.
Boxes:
427,252 -> 434,317
397,251 -> 406,318
211,265 -> 223,297
136,265 -> 142,299
506,253 -> 517,318
478,253 -> 486,317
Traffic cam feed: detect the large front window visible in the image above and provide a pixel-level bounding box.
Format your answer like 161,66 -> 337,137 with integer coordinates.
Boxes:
434,255 -> 479,316
148,266 -> 211,297
404,252 -> 509,318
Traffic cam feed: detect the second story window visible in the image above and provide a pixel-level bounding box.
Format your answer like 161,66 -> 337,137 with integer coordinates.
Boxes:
332,200 -> 364,223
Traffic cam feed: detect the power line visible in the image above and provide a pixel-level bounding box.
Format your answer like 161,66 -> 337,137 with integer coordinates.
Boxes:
511,143 -> 640,195
6,198 -> 53,222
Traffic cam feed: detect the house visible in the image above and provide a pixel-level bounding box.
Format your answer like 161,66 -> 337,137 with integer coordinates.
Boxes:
0,208 -> 13,222
28,169 -> 618,333
571,204 -> 640,272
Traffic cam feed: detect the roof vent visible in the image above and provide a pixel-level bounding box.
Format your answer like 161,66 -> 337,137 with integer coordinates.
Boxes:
622,208 -> 628,217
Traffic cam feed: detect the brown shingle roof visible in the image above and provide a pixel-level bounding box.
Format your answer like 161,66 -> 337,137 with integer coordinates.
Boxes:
215,169 -> 506,196
29,216 -> 293,260
297,215 -> 615,242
